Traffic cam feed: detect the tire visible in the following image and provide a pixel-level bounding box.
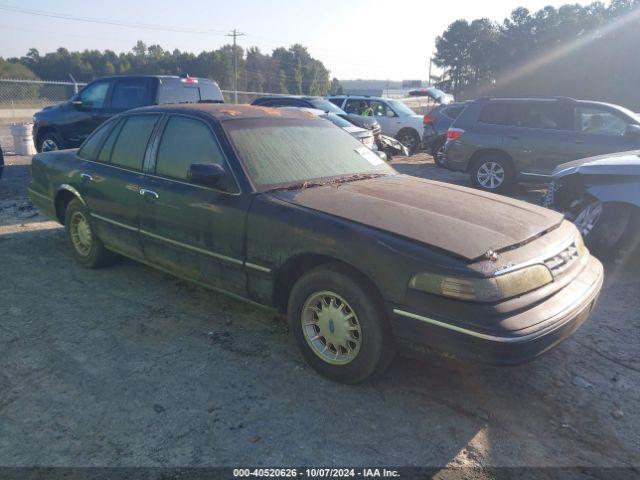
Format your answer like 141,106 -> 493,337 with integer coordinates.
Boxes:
470,152 -> 515,193
577,202 -> 638,257
64,198 -> 116,268
431,138 -> 447,167
396,129 -> 421,155
38,131 -> 63,152
287,265 -> 395,383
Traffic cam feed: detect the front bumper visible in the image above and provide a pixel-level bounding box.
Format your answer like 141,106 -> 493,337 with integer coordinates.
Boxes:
389,255 -> 604,365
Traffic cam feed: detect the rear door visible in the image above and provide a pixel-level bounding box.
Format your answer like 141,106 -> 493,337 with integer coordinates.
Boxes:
500,101 -> 573,178
137,114 -> 249,295
110,77 -> 153,112
569,105 -> 640,158
80,113 -> 161,260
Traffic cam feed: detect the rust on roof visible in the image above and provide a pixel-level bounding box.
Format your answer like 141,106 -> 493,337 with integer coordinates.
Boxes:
131,103 -> 316,122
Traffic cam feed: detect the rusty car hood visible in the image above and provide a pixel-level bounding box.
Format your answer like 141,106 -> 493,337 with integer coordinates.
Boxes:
271,174 -> 564,260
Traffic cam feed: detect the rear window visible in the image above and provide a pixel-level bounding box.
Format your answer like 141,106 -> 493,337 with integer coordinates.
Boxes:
111,79 -> 150,110
442,106 -> 465,119
157,79 -> 221,104
198,82 -> 224,102
110,115 -> 160,170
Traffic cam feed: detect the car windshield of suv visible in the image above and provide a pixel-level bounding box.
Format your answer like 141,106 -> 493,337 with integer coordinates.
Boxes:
387,99 -> 416,116
224,118 -> 394,190
308,99 -> 345,114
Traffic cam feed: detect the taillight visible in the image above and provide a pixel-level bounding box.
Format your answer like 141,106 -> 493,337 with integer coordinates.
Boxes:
447,128 -> 465,140
423,115 -> 433,124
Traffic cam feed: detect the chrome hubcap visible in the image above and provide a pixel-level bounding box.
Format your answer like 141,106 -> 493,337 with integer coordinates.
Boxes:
477,161 -> 505,189
301,291 -> 362,365
42,139 -> 58,152
574,201 -> 603,237
70,211 -> 92,256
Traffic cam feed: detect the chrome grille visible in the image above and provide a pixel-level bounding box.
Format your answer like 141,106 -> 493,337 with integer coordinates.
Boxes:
544,242 -> 579,277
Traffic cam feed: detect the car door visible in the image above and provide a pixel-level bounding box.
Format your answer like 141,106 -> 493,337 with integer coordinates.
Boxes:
66,79 -> 114,146
79,113 -> 161,261
569,105 -> 640,159
137,114 -> 249,296
501,101 -> 573,177
369,100 -> 401,136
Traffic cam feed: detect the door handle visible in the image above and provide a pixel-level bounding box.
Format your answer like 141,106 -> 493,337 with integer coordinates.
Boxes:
80,173 -> 93,181
139,188 -> 159,199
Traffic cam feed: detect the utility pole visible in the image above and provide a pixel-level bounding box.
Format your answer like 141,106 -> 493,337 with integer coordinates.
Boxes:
226,28 -> 245,103
428,57 -> 432,87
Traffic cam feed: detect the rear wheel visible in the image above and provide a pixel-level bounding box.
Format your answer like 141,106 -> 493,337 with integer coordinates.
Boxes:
470,153 -> 515,193
431,138 -> 447,167
64,198 -> 116,268
396,129 -> 420,155
287,265 -> 395,383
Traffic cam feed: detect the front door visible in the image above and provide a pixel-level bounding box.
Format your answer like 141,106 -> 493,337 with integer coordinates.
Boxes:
79,113 -> 161,260
138,114 -> 249,296
569,105 -> 640,159
66,79 -> 115,146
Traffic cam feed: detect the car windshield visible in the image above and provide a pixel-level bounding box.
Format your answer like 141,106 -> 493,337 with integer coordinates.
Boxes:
387,99 -> 416,116
308,99 -> 345,114
224,118 -> 394,190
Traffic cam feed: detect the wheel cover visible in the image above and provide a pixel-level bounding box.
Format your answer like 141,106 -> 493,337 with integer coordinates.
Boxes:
401,134 -> 417,150
477,161 -> 505,189
42,139 -> 58,152
70,211 -> 93,256
301,291 -> 362,366
574,201 -> 603,237
436,145 -> 446,165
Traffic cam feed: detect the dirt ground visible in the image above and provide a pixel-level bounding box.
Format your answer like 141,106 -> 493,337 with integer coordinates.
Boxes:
0,153 -> 639,471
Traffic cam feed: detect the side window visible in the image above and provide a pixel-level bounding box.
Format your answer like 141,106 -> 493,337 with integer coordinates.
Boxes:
77,120 -> 115,160
511,103 -> 572,130
79,81 -> 110,109
345,99 -> 369,115
478,103 -> 511,125
443,106 -> 465,119
111,79 -> 149,110
110,115 -> 160,171
576,106 -> 628,136
155,116 -> 225,182
97,119 -> 125,163
370,101 -> 392,117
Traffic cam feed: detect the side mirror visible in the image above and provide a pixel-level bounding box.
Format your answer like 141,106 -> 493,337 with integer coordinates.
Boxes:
624,124 -> 640,137
71,99 -> 83,108
385,109 -> 396,118
188,163 -> 226,187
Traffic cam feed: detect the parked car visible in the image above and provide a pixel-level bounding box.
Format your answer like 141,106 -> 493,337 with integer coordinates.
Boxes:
423,102 -> 469,164
29,104 -> 603,383
442,97 -> 640,192
327,95 -> 426,154
278,107 -> 408,159
32,75 -> 223,152
250,95 -> 381,142
543,150 -> 640,256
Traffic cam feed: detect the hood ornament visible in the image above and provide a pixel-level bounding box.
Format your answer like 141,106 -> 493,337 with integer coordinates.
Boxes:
485,249 -> 499,262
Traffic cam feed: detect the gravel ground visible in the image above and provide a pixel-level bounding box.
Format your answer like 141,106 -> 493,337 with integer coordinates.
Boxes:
0,154 -> 639,470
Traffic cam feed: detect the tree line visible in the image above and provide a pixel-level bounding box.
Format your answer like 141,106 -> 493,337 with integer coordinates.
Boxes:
1,41 -> 344,96
433,0 -> 640,108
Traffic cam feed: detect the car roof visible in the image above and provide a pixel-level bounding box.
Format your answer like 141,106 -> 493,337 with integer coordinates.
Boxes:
89,74 -> 218,83
255,95 -> 323,101
128,103 -> 319,122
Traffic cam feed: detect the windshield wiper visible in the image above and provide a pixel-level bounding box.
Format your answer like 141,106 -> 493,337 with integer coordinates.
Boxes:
265,173 -> 389,193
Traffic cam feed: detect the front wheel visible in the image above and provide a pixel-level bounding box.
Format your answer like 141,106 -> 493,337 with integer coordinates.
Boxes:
576,202 -> 638,256
470,154 -> 514,192
287,265 -> 394,383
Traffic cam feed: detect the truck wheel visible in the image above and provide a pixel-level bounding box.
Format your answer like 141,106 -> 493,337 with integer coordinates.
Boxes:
64,198 -> 115,268
470,153 -> 514,193
396,129 -> 420,155
39,132 -> 63,152
287,265 -> 395,383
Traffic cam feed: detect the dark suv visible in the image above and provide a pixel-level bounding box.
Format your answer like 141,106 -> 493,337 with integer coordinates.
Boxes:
443,97 -> 640,192
33,75 -> 223,152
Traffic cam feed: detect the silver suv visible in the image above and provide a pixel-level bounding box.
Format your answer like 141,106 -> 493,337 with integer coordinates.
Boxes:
328,95 -> 426,153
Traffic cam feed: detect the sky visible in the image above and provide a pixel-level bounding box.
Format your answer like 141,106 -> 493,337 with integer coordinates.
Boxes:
0,0 -> 595,81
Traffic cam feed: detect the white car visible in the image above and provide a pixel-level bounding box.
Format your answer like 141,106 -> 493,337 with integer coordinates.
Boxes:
327,95 -> 426,153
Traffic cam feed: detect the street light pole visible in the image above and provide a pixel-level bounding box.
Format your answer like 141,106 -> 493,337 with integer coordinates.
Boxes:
226,28 -> 245,103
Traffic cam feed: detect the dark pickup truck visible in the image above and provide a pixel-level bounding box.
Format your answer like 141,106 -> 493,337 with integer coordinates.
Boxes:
29,104 -> 604,383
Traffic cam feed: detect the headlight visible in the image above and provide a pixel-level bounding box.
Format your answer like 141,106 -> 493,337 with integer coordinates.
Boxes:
362,136 -> 375,148
409,265 -> 553,302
